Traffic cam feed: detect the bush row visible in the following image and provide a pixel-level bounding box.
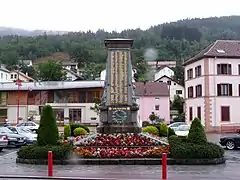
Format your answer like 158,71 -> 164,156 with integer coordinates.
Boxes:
17,143 -> 73,160
169,135 -> 224,159
142,123 -> 176,137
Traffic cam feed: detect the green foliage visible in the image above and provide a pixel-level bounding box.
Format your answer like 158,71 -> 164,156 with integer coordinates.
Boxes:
38,60 -> 67,81
70,123 -> 90,136
188,117 -> 207,144
168,136 -> 224,159
73,127 -> 88,136
158,123 -> 168,137
142,121 -> 150,127
142,126 -> 159,136
64,124 -> 71,139
37,105 -> 59,146
171,95 -> 184,114
17,143 -> 73,160
168,127 -> 176,137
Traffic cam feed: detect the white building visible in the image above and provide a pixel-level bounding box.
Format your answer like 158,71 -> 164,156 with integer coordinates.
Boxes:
184,40 -> 240,132
155,75 -> 184,101
64,69 -> 83,81
154,66 -> 174,81
10,71 -> 35,82
0,65 -> 11,83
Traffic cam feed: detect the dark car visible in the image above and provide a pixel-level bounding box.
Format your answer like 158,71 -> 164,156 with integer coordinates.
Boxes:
219,134 -> 240,150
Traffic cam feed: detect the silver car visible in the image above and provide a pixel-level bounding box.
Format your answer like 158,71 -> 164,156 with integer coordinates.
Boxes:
0,134 -> 8,151
168,122 -> 187,131
0,127 -> 26,147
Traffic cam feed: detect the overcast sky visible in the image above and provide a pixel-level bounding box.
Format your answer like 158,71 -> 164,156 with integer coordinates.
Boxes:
0,0 -> 239,32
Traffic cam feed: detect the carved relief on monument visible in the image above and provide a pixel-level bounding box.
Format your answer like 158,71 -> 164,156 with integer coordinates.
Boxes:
110,50 -> 129,105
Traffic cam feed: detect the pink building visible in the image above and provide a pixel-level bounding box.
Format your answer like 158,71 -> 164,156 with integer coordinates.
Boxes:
134,82 -> 170,123
184,40 -> 240,132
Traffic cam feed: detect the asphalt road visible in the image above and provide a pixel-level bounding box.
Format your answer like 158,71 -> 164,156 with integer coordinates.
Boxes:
0,147 -> 18,157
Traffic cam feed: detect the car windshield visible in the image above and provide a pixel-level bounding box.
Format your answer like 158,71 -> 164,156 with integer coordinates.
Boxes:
177,126 -> 189,131
19,128 -> 32,133
0,127 -> 14,134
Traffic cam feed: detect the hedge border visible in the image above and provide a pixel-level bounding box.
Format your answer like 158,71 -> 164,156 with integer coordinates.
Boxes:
16,157 -> 226,165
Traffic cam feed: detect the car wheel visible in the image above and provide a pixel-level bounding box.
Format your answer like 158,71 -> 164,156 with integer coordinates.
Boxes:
0,148 -> 3,152
226,140 -> 236,150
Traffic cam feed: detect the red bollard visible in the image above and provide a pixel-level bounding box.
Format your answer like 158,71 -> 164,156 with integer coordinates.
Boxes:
48,151 -> 53,176
162,153 -> 167,180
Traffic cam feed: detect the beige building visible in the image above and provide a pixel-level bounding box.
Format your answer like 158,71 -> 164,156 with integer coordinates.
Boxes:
184,40 -> 240,132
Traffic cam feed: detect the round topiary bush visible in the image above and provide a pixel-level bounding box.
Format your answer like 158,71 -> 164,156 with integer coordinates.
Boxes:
142,126 -> 159,136
70,124 -> 90,136
37,105 -> 59,146
188,117 -> 207,144
73,127 -> 88,136
64,124 -> 71,139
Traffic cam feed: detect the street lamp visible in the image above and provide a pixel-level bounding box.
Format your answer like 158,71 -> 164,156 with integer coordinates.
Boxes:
15,64 -> 22,125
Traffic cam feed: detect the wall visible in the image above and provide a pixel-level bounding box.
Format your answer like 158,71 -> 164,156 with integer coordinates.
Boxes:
137,96 -> 170,123
0,70 -> 11,83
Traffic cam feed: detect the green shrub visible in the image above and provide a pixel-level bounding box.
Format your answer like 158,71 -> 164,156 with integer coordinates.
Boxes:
17,143 -> 73,160
142,126 -> 159,136
188,117 -> 207,144
64,124 -> 71,139
70,123 -> 90,136
37,105 -> 59,146
73,127 -> 88,136
168,135 -> 224,159
168,127 -> 176,137
159,122 -> 168,137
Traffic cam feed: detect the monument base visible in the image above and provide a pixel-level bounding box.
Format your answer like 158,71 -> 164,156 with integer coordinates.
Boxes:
97,124 -> 141,134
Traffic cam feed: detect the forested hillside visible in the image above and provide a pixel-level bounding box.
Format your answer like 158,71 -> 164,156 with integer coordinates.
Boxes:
0,15 -> 240,81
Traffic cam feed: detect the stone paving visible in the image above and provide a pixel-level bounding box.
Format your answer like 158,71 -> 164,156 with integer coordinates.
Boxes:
0,134 -> 239,180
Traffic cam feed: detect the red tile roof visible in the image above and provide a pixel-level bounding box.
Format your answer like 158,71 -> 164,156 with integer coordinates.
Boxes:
134,82 -> 169,96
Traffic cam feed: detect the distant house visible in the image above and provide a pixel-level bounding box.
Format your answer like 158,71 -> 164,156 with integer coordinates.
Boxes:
22,60 -> 33,67
154,65 -> 175,81
0,65 -> 11,83
184,40 -> 240,132
155,75 -> 184,101
64,68 -> 83,81
10,71 -> 35,82
134,82 -> 170,123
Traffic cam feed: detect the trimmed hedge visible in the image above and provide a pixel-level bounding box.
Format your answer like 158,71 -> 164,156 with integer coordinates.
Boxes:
73,127 -> 88,136
168,127 -> 176,137
142,126 -> 159,135
188,117 -> 207,144
169,135 -> 224,159
70,123 -> 90,136
17,144 -> 73,160
64,124 -> 71,139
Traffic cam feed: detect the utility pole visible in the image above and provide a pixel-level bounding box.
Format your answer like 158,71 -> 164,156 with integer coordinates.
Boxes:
15,61 -> 22,124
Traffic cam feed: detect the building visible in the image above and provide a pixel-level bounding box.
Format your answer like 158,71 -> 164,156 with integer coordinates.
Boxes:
155,75 -> 184,101
154,65 -> 175,81
135,82 -> 170,123
10,70 -> 35,82
64,68 -> 83,81
184,40 -> 240,132
0,81 -> 104,125
0,65 -> 11,83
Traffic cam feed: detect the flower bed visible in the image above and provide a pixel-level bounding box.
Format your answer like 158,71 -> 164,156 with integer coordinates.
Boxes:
77,133 -> 163,147
74,146 -> 170,158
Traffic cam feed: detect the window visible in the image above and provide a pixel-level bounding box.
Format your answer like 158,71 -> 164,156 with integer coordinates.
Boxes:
195,85 -> 202,97
187,69 -> 193,79
11,74 -> 13,79
155,105 -> 159,110
221,106 -> 230,121
0,92 -> 7,106
176,90 -> 182,95
197,106 -> 201,120
238,65 -> 240,75
14,74 -> 17,79
187,86 -> 193,98
155,97 -> 160,100
1,73 -> 3,79
195,66 -> 202,77
5,74 -> 7,80
217,64 -> 231,75
217,84 -> 232,96
239,84 -> 240,96
69,109 -> 82,123
189,107 -> 193,121
167,81 -> 171,85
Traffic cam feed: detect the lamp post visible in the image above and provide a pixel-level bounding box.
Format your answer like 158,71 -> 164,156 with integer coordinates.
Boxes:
15,66 -> 22,125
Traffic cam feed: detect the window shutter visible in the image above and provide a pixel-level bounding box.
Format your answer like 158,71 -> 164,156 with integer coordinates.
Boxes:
229,84 -> 232,96
217,64 -> 221,74
217,84 -> 221,96
228,64 -> 232,75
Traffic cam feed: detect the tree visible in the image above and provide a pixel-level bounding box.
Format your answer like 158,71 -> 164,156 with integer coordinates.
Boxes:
90,97 -> 101,115
172,63 -> 184,86
171,95 -> 184,114
37,105 -> 59,146
38,60 -> 67,81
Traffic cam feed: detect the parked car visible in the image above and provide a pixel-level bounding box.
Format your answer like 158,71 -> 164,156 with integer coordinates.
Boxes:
219,134 -> 240,150
16,121 -> 39,133
0,127 -> 26,147
0,134 -> 8,151
168,122 -> 187,131
7,126 -> 37,144
175,125 -> 190,137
